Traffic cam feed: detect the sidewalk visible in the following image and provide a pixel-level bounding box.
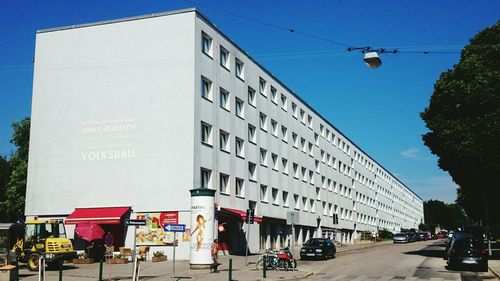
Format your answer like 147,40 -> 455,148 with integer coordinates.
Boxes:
487,241 -> 500,278
18,240 -> 392,281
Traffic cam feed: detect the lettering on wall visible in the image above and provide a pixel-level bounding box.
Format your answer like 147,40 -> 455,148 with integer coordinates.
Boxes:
80,118 -> 136,161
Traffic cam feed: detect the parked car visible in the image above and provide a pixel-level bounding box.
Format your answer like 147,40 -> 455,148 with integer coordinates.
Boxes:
444,232 -> 488,271
300,238 -> 336,260
393,233 -> 409,243
436,232 -> 447,239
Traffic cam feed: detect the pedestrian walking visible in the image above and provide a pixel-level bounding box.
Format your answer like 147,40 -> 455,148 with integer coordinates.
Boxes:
210,239 -> 219,273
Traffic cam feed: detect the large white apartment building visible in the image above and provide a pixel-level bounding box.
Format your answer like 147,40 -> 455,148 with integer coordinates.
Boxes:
25,8 -> 424,259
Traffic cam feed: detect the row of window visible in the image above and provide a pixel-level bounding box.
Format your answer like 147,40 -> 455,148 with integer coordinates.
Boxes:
200,30 -> 423,219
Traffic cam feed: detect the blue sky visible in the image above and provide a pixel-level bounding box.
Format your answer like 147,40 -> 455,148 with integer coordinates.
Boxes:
1,1 -> 499,203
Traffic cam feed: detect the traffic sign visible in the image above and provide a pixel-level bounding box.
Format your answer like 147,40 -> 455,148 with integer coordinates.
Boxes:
163,224 -> 186,233
125,219 -> 147,226
286,211 -> 299,225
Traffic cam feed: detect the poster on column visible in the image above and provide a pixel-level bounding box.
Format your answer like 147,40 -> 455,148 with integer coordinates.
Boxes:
135,212 -> 178,245
190,196 -> 214,265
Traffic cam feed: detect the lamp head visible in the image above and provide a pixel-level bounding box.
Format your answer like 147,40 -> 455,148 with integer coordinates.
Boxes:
363,51 -> 382,69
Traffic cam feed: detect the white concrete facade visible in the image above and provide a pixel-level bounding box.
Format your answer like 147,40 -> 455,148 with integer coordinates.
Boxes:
26,8 -> 424,259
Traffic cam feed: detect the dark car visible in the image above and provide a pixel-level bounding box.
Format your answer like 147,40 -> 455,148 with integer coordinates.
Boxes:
444,232 -> 488,271
393,233 -> 409,243
300,238 -> 336,260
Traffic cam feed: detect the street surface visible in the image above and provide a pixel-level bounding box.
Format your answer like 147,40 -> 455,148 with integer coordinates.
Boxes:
303,240 -> 496,281
16,239 -> 498,280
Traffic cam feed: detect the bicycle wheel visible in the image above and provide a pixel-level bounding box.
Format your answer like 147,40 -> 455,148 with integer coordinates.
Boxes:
277,259 -> 289,271
255,256 -> 264,271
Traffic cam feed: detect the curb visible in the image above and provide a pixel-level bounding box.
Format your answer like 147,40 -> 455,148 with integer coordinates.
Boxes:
488,266 -> 500,279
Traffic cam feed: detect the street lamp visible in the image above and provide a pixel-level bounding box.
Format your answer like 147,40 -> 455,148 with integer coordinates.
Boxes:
347,47 -> 399,69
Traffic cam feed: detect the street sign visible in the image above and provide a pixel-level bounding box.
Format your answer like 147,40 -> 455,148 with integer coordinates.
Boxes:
125,219 -> 147,226
163,224 -> 186,233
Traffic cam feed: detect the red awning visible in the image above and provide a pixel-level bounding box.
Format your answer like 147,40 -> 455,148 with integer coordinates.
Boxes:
222,208 -> 263,223
65,207 -> 130,225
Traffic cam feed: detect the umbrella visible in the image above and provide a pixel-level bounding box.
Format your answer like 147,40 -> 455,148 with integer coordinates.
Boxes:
75,222 -> 105,242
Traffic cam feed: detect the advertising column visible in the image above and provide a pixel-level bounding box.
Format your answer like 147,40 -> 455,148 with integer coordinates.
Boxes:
189,188 -> 215,269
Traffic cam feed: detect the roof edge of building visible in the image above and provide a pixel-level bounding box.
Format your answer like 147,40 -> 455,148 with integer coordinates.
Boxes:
36,7 -> 198,34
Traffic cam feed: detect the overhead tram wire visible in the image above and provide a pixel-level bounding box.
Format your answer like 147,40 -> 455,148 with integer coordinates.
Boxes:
180,0 -> 471,56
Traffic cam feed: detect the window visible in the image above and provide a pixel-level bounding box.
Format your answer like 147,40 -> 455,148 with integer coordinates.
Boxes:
309,170 -> 314,185
260,148 -> 268,166
248,87 -> 256,107
310,199 -> 315,213
314,133 -> 319,146
281,125 -> 288,142
201,32 -> 212,57
235,137 -> 244,157
219,88 -> 230,111
300,109 -> 306,124
320,124 -> 325,137
259,112 -> 268,131
282,191 -> 289,207
308,142 -> 314,156
259,77 -> 267,97
291,102 -> 298,118
235,178 -> 244,197
201,168 -> 212,189
260,185 -> 268,202
248,162 -> 256,181
201,76 -> 213,101
300,138 -> 306,153
302,197 -> 308,211
271,188 -> 279,205
220,46 -> 229,69
271,153 -> 278,170
271,119 -> 278,136
293,163 -> 299,178
201,122 -> 212,145
235,58 -> 244,80
248,124 -> 256,144
321,150 -> 325,162
219,173 -> 229,194
281,158 -> 288,174
301,167 -> 307,182
219,130 -> 229,152
235,98 -> 244,118
294,194 -> 300,210
280,94 -> 288,111
316,187 -> 321,200
315,160 -> 320,173
270,86 -> 278,104
307,115 -> 313,129
292,133 -> 298,148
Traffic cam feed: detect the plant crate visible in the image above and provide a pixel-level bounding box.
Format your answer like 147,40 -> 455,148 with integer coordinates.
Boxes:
152,256 -> 168,262
73,258 -> 94,264
106,258 -> 128,264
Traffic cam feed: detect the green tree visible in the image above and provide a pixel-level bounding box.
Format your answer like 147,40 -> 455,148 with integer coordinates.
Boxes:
0,155 -> 11,221
2,118 -> 30,222
420,22 -> 500,224
422,200 -> 470,231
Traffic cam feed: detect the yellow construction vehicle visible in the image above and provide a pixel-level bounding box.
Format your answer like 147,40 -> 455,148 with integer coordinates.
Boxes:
7,219 -> 76,271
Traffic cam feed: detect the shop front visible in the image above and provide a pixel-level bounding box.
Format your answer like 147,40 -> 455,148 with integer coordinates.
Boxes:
217,208 -> 262,255
65,207 -> 131,251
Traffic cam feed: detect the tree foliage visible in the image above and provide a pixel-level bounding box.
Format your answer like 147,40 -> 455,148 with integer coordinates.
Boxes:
423,200 -> 470,231
421,21 -> 500,223
0,118 -> 30,222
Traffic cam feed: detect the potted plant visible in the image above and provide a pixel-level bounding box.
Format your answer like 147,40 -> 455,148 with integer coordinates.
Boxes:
152,251 -> 168,262
73,252 -> 93,264
106,253 -> 128,264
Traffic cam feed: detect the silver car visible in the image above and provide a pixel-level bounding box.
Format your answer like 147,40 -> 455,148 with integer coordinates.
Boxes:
393,233 -> 409,243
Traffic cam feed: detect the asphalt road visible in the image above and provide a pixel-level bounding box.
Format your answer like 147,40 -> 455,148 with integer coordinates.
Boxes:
301,240 -> 496,281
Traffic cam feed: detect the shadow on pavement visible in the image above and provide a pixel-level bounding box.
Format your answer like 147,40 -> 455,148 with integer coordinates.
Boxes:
404,247 -> 445,259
